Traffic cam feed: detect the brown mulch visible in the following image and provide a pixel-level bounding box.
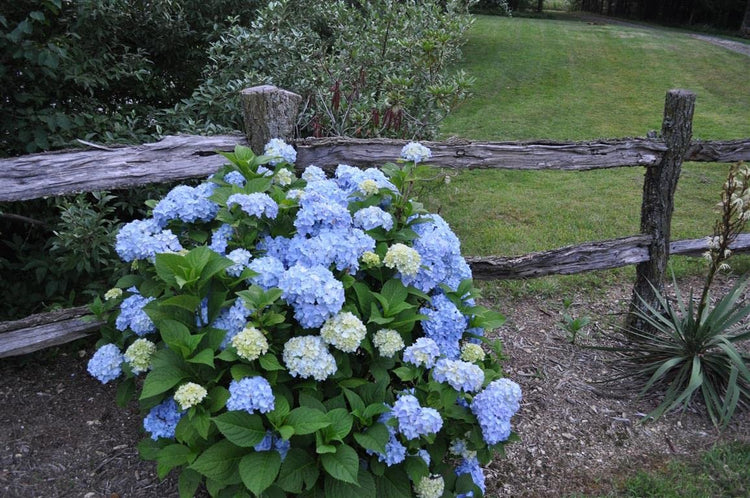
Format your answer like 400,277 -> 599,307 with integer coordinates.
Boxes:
1,275 -> 749,497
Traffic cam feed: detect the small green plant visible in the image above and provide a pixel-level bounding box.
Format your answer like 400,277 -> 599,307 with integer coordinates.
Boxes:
558,298 -> 590,344
607,162 -> 750,428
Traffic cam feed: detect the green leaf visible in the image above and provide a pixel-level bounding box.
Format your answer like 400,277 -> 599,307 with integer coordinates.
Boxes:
362,403 -> 390,420
299,392 -> 327,412
207,386 -> 230,413
381,279 -> 408,309
342,388 -> 366,415
178,468 -> 203,498
285,407 -> 331,435
320,444 -> 359,485
277,448 -> 319,493
188,348 -> 215,367
392,366 -> 419,382
140,350 -> 188,400
278,425 -> 295,441
193,410 -> 211,440
158,319 -> 196,358
375,467 -> 411,498
267,396 -> 290,428
404,455 -> 429,484
353,423 -> 389,455
161,294 -> 202,312
156,444 -> 195,479
259,353 -> 286,371
116,377 -> 136,407
239,451 -> 281,495
324,408 -> 353,441
325,468 -> 376,498
213,411 -> 267,447
190,440 -> 247,482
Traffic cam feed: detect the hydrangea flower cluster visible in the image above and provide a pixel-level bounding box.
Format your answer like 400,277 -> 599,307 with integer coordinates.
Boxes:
143,398 -> 184,440
471,378 -> 523,445
227,377 -> 275,414
91,140 -> 520,497
87,343 -> 123,383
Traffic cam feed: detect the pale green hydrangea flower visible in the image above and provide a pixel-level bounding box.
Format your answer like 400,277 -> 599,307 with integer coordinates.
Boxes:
104,287 -> 123,300
320,311 -> 367,353
123,338 -> 156,374
460,343 -> 486,363
414,475 -> 444,498
174,382 -> 208,410
274,168 -> 294,186
372,329 -> 405,358
383,243 -> 421,276
361,251 -> 381,267
232,326 -> 269,361
358,179 -> 379,196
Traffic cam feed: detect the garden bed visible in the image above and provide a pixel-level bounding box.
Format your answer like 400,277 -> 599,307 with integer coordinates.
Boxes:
1,275 -> 748,497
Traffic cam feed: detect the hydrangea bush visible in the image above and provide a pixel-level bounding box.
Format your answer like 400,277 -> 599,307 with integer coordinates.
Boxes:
88,140 -> 521,497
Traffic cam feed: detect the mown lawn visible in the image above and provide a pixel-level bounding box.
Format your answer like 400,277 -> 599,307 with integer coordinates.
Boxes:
427,14 -> 750,296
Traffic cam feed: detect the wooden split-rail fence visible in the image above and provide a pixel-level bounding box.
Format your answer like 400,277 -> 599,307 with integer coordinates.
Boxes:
1,85 -> 749,358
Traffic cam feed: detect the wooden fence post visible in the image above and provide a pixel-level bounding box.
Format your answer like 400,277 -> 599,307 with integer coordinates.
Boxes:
626,89 -> 696,331
240,85 -> 302,155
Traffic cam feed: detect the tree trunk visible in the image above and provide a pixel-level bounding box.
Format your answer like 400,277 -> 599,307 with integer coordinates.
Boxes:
537,0 -> 544,13
742,0 -> 750,37
626,89 -> 696,333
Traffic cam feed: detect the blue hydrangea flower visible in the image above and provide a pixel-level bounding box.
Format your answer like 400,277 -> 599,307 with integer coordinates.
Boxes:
247,256 -> 286,290
285,228 -> 375,272
369,428 -> 406,466
403,337 -> 441,368
392,394 -> 443,440
152,183 -> 218,227
455,456 -> 486,495
264,138 -> 297,165
226,248 -> 252,277
254,431 -> 291,460
282,335 -> 337,381
196,297 -> 209,327
301,165 -> 327,183
431,358 -> 485,393
227,193 -> 279,219
400,142 -> 432,164
353,206 -> 394,231
143,398 -> 184,440
209,223 -> 234,254
294,181 -> 351,236
116,292 -> 156,336
420,293 -> 468,359
115,219 -> 183,262
417,449 -> 431,466
227,377 -> 275,414
212,299 -> 254,348
258,234 -> 291,262
334,164 -> 397,197
400,214 -> 469,293
278,264 -> 345,329
470,378 -> 522,445
224,170 -> 247,187
87,344 -> 123,384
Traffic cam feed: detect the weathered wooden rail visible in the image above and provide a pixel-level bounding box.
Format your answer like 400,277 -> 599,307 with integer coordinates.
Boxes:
1,85 -> 749,358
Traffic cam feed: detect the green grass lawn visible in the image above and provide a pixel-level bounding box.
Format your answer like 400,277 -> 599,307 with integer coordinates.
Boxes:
427,14 -> 750,296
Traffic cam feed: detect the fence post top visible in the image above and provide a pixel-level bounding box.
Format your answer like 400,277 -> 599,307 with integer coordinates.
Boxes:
667,88 -> 696,98
240,85 -> 300,98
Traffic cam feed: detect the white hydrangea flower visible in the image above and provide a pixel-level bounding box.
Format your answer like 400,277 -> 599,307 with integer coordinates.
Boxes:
104,288 -> 123,301
359,179 -> 380,196
231,326 -> 269,361
400,142 -> 432,164
283,336 -> 337,381
460,343 -> 486,363
320,311 -> 367,353
123,338 -> 156,374
383,243 -> 421,276
372,329 -> 405,358
174,382 -> 208,410
414,475 -> 444,498
274,168 -> 294,186
361,251 -> 381,266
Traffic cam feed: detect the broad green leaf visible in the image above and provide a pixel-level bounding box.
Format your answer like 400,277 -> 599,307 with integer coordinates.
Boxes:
353,423 -> 389,455
213,411 -> 267,447
277,448 -> 319,493
116,377 -> 135,408
299,392 -> 327,412
192,410 -> 211,440
239,451 -> 281,495
325,408 -> 353,441
161,294 -> 202,312
188,348 -> 215,367
325,468 -> 376,498
267,396 -> 290,428
404,455 -> 429,484
285,407 -> 331,435
178,468 -> 203,498
140,350 -> 187,399
190,440 -> 247,482
320,444 -> 359,485
375,467 -> 411,498
381,279 -> 408,308
156,444 -> 195,479
259,353 -> 286,372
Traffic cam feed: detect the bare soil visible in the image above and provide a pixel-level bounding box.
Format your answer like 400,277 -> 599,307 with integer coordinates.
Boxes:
1,275 -> 748,498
